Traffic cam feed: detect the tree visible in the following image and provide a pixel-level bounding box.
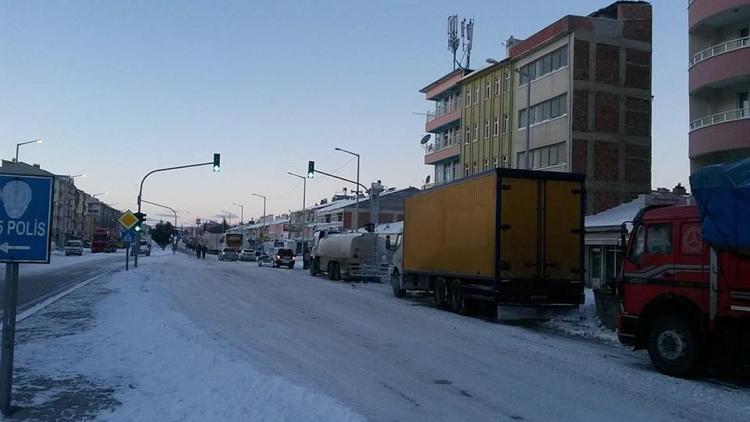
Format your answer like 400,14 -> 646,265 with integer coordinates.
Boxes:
151,221 -> 174,249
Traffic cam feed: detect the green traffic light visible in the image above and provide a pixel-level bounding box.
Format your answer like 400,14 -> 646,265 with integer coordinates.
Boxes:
307,160 -> 315,178
213,153 -> 221,172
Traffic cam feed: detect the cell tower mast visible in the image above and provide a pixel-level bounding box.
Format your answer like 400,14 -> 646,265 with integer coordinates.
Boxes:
447,15 -> 474,70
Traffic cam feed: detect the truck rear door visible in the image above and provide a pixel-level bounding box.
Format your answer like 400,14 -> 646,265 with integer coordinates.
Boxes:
542,180 -> 583,282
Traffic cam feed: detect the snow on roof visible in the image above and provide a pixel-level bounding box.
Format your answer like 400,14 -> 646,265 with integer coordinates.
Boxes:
315,187 -> 418,214
585,198 -> 643,229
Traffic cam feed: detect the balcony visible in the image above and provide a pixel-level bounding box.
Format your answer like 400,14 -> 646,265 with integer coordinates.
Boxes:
689,37 -> 750,67
689,0 -> 750,31
689,43 -> 750,94
425,97 -> 462,133
424,132 -> 462,165
689,108 -> 750,157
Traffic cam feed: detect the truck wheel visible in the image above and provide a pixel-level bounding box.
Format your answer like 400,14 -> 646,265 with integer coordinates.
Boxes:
333,262 -> 342,281
310,259 -> 319,276
434,277 -> 448,309
448,280 -> 465,314
648,316 -> 702,377
391,270 -> 405,298
327,262 -> 336,280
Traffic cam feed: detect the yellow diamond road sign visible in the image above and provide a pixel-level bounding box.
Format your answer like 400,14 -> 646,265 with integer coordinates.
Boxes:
118,210 -> 138,230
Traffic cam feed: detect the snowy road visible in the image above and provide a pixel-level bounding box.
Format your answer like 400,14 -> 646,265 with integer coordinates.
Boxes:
145,252 -> 749,421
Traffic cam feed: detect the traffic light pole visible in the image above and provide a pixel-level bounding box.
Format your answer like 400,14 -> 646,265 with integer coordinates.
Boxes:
134,158 -> 218,267
310,169 -> 368,194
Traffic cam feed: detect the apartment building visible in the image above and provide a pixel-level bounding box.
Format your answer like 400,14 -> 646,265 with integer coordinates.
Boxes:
459,59 -> 515,175
419,69 -> 471,185
688,0 -> 750,170
507,0 -> 653,213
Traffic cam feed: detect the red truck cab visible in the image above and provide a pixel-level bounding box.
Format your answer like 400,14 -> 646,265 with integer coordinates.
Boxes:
91,228 -> 115,253
618,204 -> 750,376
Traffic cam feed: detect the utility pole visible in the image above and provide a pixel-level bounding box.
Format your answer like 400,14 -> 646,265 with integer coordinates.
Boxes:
14,138 -> 42,163
232,202 -> 244,224
252,193 -> 267,240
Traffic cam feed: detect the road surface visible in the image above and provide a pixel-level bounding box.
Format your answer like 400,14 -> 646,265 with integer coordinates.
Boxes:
0,251 -> 124,313
142,253 -> 750,421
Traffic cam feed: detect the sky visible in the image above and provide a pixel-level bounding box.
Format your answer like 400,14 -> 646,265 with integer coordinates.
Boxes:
1,0 -> 688,225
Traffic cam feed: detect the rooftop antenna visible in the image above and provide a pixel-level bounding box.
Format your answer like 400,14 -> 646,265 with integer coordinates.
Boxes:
461,18 -> 474,69
447,15 -> 460,70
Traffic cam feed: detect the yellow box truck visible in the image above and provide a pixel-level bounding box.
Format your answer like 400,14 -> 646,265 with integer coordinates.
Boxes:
390,168 -> 585,315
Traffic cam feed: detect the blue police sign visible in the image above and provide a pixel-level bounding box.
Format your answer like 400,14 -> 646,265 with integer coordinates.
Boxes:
0,173 -> 54,264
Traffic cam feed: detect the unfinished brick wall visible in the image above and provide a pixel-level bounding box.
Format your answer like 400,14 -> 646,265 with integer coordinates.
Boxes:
595,44 -> 620,85
572,139 -> 588,173
574,39 -> 590,81
573,90 -> 589,132
625,97 -> 650,137
595,92 -> 619,134
594,141 -> 619,182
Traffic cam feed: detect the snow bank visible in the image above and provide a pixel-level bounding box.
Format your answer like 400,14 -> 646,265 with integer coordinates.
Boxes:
19,258 -> 364,421
546,289 -> 618,343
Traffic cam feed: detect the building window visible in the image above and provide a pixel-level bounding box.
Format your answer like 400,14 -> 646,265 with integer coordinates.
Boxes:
503,71 -> 510,92
465,164 -> 470,177
473,161 -> 478,175
493,157 -> 498,168
483,159 -> 489,172
518,93 -> 568,129
493,117 -> 500,136
516,142 -> 568,170
473,124 -> 478,141
485,81 -> 491,99
484,120 -> 490,139
502,113 -> 509,134
519,45 -> 569,86
465,128 -> 471,144
474,85 -> 480,104
466,89 -> 471,106
494,76 -> 501,95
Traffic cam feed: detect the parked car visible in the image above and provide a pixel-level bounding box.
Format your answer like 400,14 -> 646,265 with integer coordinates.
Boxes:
218,248 -> 238,261
257,250 -> 273,267
133,239 -> 151,256
238,249 -> 257,262
64,240 -> 83,256
273,248 -> 296,269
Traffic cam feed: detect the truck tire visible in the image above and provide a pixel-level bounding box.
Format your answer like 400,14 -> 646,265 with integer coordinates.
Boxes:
310,259 -> 319,276
434,277 -> 448,309
391,270 -> 405,298
448,280 -> 465,314
648,315 -> 702,377
333,262 -> 342,281
327,262 -> 336,280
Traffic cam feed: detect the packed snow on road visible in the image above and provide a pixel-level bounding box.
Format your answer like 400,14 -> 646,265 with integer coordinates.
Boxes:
12,250 -> 750,421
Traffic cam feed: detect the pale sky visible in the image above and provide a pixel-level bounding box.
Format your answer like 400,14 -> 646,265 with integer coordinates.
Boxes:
1,0 -> 688,225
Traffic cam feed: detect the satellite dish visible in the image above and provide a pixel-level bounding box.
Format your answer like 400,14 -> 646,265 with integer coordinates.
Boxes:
420,134 -> 431,145
425,175 -> 431,184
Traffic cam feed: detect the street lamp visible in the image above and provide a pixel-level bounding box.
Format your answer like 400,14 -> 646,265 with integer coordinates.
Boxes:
334,147 -> 360,230
287,172 -> 307,212
252,193 -> 267,239
92,192 -> 108,198
232,202 -> 244,224
221,210 -> 234,226
14,138 -> 42,163
515,67 -> 532,169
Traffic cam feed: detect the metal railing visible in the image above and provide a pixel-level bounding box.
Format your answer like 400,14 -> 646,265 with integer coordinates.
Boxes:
689,37 -> 750,67
427,97 -> 463,122
424,132 -> 462,154
690,107 -> 750,132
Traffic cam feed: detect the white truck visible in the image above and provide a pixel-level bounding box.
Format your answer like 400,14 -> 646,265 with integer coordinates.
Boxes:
308,231 -> 389,281
201,232 -> 224,254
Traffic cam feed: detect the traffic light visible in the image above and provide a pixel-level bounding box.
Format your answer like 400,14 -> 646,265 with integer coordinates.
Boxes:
213,153 -> 221,172
307,161 -> 315,178
134,212 -> 147,231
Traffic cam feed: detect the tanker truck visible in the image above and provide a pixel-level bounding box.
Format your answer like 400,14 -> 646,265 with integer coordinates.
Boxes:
309,231 -> 390,281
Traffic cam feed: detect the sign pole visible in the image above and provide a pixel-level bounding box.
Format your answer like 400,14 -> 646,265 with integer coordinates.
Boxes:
0,263 -> 20,416
125,244 -> 129,271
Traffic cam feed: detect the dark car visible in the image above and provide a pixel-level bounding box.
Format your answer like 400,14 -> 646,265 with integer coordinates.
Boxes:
273,248 -> 295,269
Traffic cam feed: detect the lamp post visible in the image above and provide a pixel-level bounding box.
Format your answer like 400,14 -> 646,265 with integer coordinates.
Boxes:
287,172 -> 307,212
252,193 -> 267,240
221,210 -> 233,226
92,192 -> 107,198
514,68 -> 532,169
141,199 -> 178,254
232,203 -> 244,224
334,147 -> 360,231
14,138 -> 42,163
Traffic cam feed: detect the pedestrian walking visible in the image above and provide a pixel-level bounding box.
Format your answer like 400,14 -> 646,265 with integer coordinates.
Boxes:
201,245 -> 207,259
196,244 -> 202,259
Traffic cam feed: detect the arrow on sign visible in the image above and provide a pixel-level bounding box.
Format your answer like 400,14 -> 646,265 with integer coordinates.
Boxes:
0,243 -> 32,254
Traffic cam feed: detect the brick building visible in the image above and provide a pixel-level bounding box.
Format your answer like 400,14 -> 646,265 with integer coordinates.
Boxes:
508,0 -> 653,213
